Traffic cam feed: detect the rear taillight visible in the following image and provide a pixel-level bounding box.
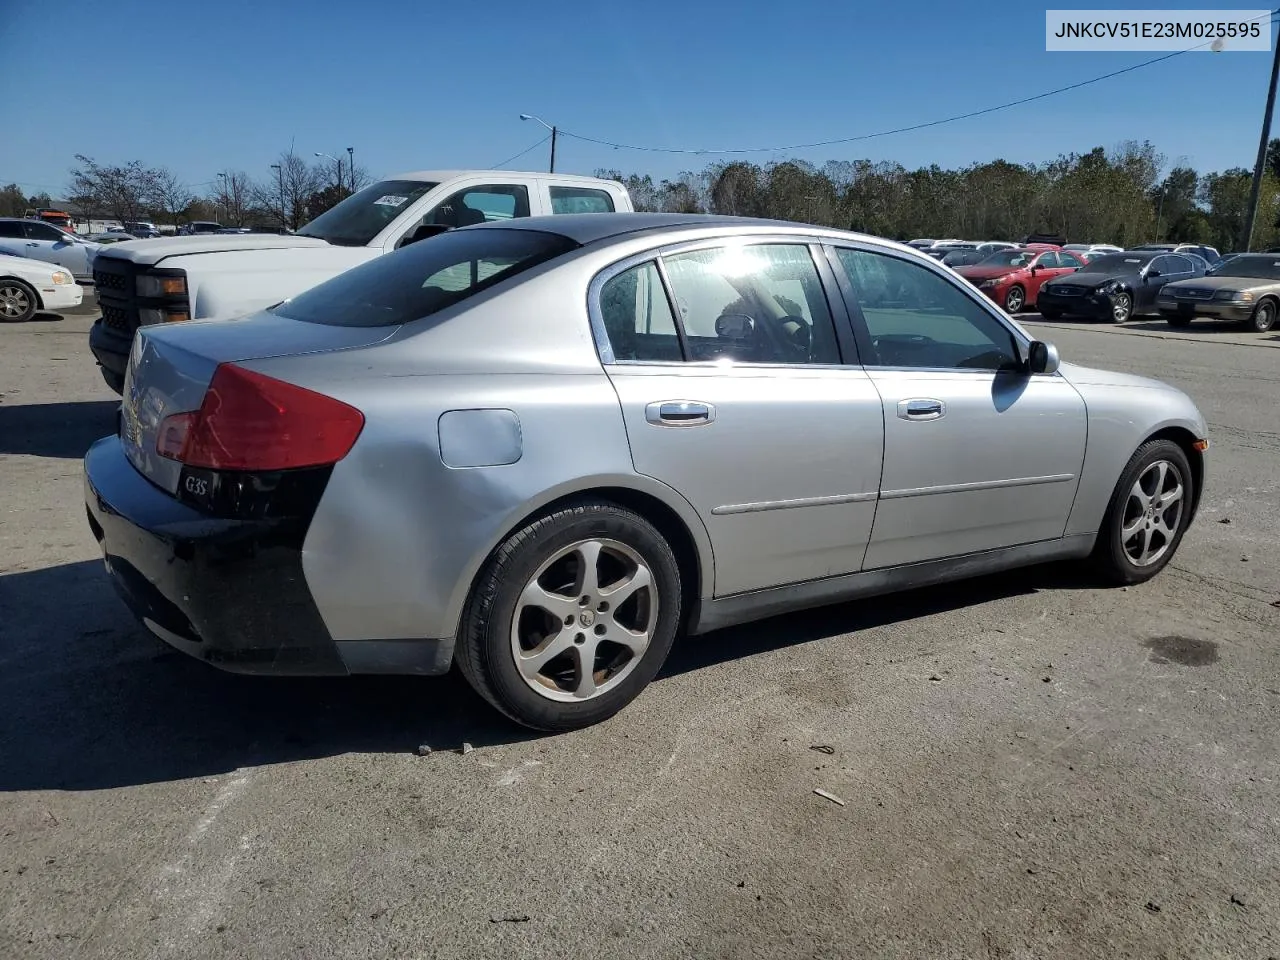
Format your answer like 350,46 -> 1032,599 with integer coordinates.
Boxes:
157,364 -> 364,471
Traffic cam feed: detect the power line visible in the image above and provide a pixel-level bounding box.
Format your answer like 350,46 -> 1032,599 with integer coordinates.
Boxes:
492,134 -> 551,169
558,12 -> 1280,157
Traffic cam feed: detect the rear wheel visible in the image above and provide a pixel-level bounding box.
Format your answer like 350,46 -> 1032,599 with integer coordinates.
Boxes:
1092,439 -> 1193,585
0,279 -> 37,322
1003,285 -> 1025,313
1245,298 -> 1276,332
456,500 -> 682,731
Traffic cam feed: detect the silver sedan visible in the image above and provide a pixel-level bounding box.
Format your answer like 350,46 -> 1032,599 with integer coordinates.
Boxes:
84,214 -> 1209,730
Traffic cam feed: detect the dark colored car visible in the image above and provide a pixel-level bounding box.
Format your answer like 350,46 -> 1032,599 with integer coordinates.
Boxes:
1037,252 -> 1206,323
939,249 -> 989,267
179,221 -> 223,236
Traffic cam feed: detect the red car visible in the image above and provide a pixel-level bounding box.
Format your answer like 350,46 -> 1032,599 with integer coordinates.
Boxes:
955,248 -> 1088,313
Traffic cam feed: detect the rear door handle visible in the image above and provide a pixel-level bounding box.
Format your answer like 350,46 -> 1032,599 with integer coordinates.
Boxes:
645,400 -> 715,426
897,398 -> 945,421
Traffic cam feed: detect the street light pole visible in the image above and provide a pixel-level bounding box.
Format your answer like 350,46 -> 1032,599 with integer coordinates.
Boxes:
217,172 -> 229,223
347,147 -> 354,191
315,152 -> 344,193
519,114 -> 557,173
1243,22 -> 1280,252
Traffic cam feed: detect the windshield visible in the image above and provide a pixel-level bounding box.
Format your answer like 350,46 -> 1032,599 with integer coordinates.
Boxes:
297,179 -> 439,246
274,228 -> 579,327
978,250 -> 1036,267
1080,254 -> 1151,273
1208,255 -> 1280,280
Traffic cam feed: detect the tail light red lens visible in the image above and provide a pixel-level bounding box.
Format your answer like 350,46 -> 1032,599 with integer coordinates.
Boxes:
157,364 -> 364,471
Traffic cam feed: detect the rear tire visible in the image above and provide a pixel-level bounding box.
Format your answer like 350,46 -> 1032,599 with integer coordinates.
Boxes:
456,500 -> 682,731
1091,439 -> 1193,585
0,278 -> 38,322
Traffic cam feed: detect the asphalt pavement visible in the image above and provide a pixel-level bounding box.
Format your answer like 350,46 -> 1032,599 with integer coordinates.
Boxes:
1,298 -> 1278,959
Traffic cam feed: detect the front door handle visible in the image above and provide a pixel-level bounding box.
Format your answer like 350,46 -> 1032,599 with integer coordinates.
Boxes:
645,400 -> 715,426
897,398 -> 945,421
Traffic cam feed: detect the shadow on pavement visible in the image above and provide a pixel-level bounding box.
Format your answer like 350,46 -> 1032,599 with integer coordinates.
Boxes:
0,400 -> 118,458
1123,319 -> 1244,335
0,557 -> 1101,792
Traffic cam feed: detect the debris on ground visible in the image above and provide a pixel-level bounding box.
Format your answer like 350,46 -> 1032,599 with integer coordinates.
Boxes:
813,788 -> 846,807
1230,894 -> 1246,907
461,742 -> 474,755
416,744 -> 432,756
1145,901 -> 1161,913
1042,677 -> 1051,683
489,914 -> 530,923
1218,517 -> 1232,524
809,745 -> 835,755
1242,556 -> 1251,562
928,675 -> 943,682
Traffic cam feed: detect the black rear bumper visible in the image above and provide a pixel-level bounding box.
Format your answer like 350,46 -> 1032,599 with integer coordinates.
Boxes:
89,319 -> 131,394
84,436 -> 350,675
85,437 -> 455,676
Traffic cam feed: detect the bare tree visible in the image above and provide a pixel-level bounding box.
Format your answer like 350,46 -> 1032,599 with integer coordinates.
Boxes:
148,168 -> 193,228
69,155 -> 158,223
210,171 -> 254,226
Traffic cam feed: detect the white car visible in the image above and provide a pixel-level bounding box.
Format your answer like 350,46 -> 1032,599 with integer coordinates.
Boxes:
0,252 -> 84,321
0,218 -> 101,280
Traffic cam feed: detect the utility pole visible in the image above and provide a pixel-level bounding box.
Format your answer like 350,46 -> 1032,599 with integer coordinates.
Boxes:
271,164 -> 285,229
347,147 -> 354,191
519,115 -> 557,173
1243,21 -> 1280,251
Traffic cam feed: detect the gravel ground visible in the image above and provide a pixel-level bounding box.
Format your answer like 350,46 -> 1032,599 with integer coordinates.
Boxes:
1,298 -> 1278,960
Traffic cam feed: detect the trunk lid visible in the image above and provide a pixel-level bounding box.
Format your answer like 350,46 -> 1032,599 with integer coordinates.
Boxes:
120,311 -> 394,493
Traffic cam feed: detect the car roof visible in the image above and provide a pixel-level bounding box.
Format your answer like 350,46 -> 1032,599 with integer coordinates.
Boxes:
464,212 -> 895,248
384,169 -> 621,185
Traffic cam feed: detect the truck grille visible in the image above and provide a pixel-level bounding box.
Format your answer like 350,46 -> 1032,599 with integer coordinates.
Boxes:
93,257 -> 188,338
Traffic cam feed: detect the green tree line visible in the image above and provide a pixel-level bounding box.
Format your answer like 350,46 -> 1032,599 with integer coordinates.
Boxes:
598,139 -> 1280,252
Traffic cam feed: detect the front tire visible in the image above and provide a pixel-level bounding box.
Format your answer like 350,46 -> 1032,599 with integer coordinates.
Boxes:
456,500 -> 682,731
1039,308 -> 1062,320
1165,314 -> 1192,329
1092,439 -> 1193,585
1245,298 -> 1276,332
0,279 -> 38,322
1003,285 -> 1025,314
1109,292 -> 1132,323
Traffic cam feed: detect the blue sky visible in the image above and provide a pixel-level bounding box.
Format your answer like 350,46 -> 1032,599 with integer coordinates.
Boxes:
1,0 -> 1274,199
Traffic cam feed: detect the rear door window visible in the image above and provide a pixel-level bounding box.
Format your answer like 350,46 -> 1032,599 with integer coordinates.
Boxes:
274,228 -> 578,327
549,186 -> 615,214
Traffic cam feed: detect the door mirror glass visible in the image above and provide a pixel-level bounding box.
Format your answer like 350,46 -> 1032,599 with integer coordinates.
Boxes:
714,314 -> 755,340
1027,340 -> 1060,375
1146,269 -> 1161,279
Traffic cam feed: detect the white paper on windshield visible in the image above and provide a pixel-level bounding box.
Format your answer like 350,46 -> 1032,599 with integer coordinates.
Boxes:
373,195 -> 409,207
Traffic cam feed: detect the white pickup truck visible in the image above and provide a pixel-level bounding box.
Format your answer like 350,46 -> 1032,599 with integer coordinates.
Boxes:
89,170 -> 633,392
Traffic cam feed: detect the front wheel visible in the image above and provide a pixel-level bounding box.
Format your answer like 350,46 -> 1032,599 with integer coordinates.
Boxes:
0,279 -> 37,322
1039,308 -> 1062,320
1165,313 -> 1192,329
1245,299 -> 1276,332
1092,439 -> 1194,585
1002,285 -> 1025,313
456,500 -> 683,731
1109,292 -> 1132,323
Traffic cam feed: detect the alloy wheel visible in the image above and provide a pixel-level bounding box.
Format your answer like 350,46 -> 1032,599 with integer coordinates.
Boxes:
1004,287 -> 1024,313
0,284 -> 31,319
1251,301 -> 1276,332
510,538 -> 658,702
1119,460 -> 1184,567
1112,293 -> 1132,322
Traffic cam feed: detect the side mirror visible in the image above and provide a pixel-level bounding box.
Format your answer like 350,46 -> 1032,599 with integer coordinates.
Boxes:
1029,264 -> 1040,274
1146,269 -> 1161,279
715,314 -> 755,340
1027,340 -> 1060,375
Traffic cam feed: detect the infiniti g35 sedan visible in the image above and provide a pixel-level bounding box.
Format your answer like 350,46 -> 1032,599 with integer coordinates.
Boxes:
85,214 -> 1209,731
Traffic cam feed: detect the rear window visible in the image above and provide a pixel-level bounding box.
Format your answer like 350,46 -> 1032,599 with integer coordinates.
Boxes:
273,228 -> 579,327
